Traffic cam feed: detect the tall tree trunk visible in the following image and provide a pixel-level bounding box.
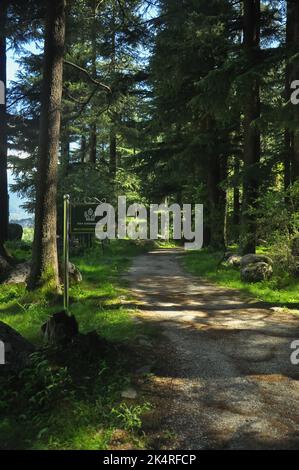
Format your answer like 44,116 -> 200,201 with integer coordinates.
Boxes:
89,125 -> 97,163
109,6 -> 117,179
207,153 -> 227,251
285,0 -> 294,193
0,0 -> 9,259
109,127 -> 117,179
61,130 -> 70,174
292,0 -> 299,180
89,0 -> 97,164
240,0 -> 261,255
233,156 -> 241,229
80,134 -> 86,163
28,0 -> 66,291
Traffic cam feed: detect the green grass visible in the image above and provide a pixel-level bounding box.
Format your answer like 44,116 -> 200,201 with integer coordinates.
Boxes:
0,239 -> 154,450
183,248 -> 299,306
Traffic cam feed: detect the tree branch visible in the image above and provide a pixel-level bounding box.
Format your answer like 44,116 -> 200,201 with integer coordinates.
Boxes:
64,60 -> 112,93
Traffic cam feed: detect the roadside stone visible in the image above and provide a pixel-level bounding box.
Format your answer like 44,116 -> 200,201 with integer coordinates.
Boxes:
241,262 -> 273,283
59,261 -> 82,284
0,321 -> 35,370
121,387 -> 137,399
240,254 -> 273,268
41,311 -> 79,344
0,255 -> 10,275
4,262 -> 30,284
223,252 -> 235,261
8,223 -> 23,241
226,255 -> 242,268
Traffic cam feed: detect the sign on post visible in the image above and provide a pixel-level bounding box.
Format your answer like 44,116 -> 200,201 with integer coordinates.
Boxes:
63,195 -> 70,312
63,198 -> 102,312
71,203 -> 101,234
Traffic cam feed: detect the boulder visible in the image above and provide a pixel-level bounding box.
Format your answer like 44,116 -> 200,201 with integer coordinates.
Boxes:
59,261 -> 82,284
223,252 -> 235,262
0,321 -> 35,370
226,255 -> 242,268
240,253 -> 273,268
4,262 -> 31,284
8,223 -> 23,241
0,255 -> 10,274
241,262 -> 273,283
41,311 -> 79,344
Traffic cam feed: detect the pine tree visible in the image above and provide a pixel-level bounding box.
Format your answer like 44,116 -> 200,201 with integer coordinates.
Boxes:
0,0 -> 9,259
28,0 -> 66,291
240,0 -> 261,255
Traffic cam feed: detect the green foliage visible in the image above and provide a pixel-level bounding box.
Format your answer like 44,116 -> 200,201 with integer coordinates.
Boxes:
184,249 -> 299,305
0,239 -> 154,449
111,402 -> 152,431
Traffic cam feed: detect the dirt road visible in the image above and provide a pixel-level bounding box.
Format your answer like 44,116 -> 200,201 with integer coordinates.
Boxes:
127,248 -> 299,449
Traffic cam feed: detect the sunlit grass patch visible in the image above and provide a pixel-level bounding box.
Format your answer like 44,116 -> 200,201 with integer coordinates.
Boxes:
184,249 -> 299,306
0,239 -> 153,450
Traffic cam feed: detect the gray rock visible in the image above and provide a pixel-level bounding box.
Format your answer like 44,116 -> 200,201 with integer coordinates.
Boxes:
223,252 -> 235,262
0,321 -> 35,370
41,311 -> 79,344
68,262 -> 82,283
240,253 -> 273,268
4,262 -> 31,284
8,223 -> 23,241
59,262 -> 82,284
0,255 -> 10,274
121,387 -> 137,399
241,262 -> 273,283
226,255 -> 242,268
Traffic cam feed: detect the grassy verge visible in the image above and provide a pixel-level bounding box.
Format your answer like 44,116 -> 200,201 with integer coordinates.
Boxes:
0,239 -> 154,450
183,248 -> 299,306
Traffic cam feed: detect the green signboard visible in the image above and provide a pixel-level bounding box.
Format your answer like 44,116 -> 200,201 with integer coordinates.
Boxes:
71,203 -> 100,234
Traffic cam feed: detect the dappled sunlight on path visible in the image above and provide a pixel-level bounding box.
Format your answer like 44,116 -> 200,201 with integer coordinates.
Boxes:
128,248 -> 299,449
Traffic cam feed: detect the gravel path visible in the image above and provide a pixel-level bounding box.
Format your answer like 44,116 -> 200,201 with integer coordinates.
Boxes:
127,248 -> 299,450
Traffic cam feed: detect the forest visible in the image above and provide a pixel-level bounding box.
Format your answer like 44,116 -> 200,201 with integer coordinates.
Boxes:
0,0 -> 299,453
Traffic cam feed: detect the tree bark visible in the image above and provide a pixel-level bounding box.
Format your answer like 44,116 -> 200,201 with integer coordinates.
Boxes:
109,127 -> 117,179
0,0 -> 9,258
207,153 -> 227,251
89,124 -> 97,163
80,134 -> 86,163
28,0 -> 66,291
240,0 -> 261,255
109,6 -> 117,179
233,156 -> 241,229
284,0 -> 294,193
291,0 -> 299,180
88,0 -> 97,164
